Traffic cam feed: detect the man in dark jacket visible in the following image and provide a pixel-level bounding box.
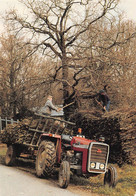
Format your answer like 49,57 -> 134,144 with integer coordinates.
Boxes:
97,90 -> 110,112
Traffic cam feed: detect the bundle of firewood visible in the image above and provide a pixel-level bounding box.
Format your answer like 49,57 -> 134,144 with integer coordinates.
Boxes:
73,108 -> 136,166
0,118 -> 31,144
0,116 -> 73,146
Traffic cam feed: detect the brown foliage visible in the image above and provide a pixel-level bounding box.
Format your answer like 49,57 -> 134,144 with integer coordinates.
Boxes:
73,107 -> 136,166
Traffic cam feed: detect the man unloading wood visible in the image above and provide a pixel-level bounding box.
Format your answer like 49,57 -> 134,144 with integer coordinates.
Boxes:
43,95 -> 62,116
97,90 -> 110,112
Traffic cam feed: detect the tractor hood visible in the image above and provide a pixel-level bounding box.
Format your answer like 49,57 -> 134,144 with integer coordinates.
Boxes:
71,136 -> 95,147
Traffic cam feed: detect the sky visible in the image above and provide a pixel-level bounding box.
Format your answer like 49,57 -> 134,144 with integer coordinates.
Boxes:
0,0 -> 136,19
0,0 -> 26,15
0,0 -> 136,30
119,0 -> 136,21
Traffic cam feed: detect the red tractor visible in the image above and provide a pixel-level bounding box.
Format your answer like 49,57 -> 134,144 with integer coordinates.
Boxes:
36,130 -> 117,188
4,114 -> 117,188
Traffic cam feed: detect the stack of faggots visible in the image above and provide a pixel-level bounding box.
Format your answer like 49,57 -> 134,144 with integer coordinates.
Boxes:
0,118 -> 31,144
73,108 -> 136,166
0,116 -> 73,146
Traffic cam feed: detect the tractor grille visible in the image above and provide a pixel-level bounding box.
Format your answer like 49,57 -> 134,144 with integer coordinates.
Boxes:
90,143 -> 108,163
87,142 -> 109,173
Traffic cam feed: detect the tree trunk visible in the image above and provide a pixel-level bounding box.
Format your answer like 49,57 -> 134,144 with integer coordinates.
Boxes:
9,66 -> 17,117
61,54 -> 71,118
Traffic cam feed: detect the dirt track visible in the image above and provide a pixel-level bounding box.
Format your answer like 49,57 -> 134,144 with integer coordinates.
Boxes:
0,164 -> 80,196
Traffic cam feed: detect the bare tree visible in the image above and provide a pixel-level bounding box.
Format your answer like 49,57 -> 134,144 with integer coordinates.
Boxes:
5,0 -> 122,116
0,29 -> 55,117
79,17 -> 136,109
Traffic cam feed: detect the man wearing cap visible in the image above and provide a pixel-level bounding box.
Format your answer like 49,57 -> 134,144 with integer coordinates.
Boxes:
97,90 -> 110,112
43,95 -> 61,115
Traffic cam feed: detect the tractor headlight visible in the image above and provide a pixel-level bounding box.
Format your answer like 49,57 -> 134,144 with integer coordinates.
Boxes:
90,162 -> 96,169
99,136 -> 105,142
99,163 -> 105,170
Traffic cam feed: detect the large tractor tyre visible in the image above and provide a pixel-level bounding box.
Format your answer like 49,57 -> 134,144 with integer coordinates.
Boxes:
104,166 -> 118,187
5,145 -> 17,166
59,161 -> 70,189
36,140 -> 56,178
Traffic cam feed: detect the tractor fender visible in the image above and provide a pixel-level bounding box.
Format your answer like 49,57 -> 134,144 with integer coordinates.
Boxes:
38,133 -> 62,163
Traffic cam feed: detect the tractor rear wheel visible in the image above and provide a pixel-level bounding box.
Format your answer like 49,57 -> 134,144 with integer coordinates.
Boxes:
5,145 -> 16,166
59,161 -> 70,188
36,140 -> 56,178
104,165 -> 118,187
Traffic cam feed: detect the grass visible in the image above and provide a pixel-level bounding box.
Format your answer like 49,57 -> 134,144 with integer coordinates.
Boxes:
71,163 -> 136,196
0,144 -> 7,164
0,144 -> 7,155
0,145 -> 135,196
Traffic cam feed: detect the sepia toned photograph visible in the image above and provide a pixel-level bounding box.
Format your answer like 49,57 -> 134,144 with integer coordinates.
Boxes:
0,1 -> 136,196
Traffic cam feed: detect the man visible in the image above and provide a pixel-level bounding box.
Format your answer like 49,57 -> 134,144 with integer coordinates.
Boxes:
43,95 -> 61,115
97,90 -> 110,112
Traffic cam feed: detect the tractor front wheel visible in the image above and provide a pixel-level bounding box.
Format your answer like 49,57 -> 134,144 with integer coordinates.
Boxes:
59,161 -> 70,188
5,145 -> 16,166
104,165 -> 118,187
36,140 -> 56,178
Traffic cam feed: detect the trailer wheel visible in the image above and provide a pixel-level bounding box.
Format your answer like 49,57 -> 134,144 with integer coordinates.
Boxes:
104,166 -> 118,187
59,161 -> 70,188
36,140 -> 56,178
5,145 -> 16,166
